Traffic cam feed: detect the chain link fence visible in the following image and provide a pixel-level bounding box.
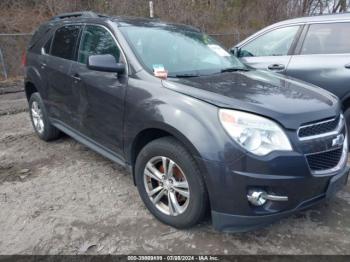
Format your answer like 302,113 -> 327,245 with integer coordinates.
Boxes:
0,33 -> 32,81
0,30 -> 253,81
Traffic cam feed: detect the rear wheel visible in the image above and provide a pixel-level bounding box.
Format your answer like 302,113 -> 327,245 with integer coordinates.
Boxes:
135,137 -> 208,229
29,92 -> 61,141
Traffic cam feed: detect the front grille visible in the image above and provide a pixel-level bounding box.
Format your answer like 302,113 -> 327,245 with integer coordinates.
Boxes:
298,117 -> 339,138
306,146 -> 343,172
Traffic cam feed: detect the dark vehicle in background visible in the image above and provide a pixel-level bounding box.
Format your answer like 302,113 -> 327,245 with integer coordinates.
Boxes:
231,13 -> 350,130
24,12 -> 349,232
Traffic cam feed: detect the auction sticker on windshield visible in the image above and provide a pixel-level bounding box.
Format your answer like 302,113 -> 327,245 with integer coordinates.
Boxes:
153,64 -> 168,79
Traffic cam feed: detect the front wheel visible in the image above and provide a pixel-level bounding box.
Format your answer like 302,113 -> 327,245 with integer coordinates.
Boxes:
135,137 -> 208,229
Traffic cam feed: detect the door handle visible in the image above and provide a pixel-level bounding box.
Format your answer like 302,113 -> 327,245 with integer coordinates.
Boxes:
72,73 -> 81,82
345,64 -> 350,69
40,63 -> 47,69
268,64 -> 285,71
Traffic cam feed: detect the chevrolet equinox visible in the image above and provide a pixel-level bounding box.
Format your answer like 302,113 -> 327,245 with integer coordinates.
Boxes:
24,12 -> 349,232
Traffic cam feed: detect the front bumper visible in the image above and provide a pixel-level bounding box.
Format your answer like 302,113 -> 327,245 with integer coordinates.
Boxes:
210,165 -> 349,232
195,112 -> 348,232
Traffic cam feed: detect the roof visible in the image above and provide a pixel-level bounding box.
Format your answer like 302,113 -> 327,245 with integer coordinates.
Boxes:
113,17 -> 201,32
272,12 -> 350,27
235,12 -> 350,47
48,11 -> 200,32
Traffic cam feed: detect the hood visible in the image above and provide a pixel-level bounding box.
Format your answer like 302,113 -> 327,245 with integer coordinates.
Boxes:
162,70 -> 340,130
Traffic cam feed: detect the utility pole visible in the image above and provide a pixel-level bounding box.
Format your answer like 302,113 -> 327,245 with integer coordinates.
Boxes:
149,1 -> 154,18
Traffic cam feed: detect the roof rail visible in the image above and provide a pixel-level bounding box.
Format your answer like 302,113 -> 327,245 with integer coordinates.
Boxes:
51,11 -> 98,20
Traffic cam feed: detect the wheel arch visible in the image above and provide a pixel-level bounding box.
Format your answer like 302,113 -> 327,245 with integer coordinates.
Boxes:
24,65 -> 45,101
341,94 -> 350,112
128,125 -> 205,185
24,81 -> 38,101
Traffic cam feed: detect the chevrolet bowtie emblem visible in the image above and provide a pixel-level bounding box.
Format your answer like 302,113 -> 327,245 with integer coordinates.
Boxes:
332,134 -> 345,147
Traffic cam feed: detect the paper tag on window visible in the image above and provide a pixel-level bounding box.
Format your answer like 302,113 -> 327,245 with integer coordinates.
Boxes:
153,64 -> 168,79
208,44 -> 231,57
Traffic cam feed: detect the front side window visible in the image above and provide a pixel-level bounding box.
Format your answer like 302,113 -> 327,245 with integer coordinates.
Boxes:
78,25 -> 121,64
301,23 -> 350,55
240,26 -> 300,57
120,26 -> 246,76
51,25 -> 81,60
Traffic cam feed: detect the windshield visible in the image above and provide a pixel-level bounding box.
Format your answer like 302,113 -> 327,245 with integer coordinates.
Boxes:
120,26 -> 247,77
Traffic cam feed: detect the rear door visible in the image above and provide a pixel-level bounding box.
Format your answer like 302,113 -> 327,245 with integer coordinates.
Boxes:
31,33 -> 53,102
70,24 -> 128,155
238,26 -> 302,74
286,22 -> 350,100
45,24 -> 82,129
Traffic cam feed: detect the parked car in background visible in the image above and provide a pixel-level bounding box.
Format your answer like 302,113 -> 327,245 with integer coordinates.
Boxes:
24,12 -> 349,232
230,13 -> 350,130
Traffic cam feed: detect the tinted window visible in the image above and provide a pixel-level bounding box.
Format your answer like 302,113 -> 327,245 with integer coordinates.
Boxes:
42,36 -> 53,55
240,26 -> 299,57
51,25 -> 81,60
78,25 -> 120,64
301,23 -> 350,55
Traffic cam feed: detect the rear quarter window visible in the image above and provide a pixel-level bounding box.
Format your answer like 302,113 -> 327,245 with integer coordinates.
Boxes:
28,24 -> 53,53
42,35 -> 53,55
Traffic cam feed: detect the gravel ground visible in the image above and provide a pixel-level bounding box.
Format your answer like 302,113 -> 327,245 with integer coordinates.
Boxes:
0,82 -> 350,255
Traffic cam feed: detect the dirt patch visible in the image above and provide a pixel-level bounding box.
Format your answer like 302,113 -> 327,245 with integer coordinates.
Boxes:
0,79 -> 24,94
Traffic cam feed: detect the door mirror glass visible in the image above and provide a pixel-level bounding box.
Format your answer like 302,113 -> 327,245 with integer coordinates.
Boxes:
87,54 -> 125,73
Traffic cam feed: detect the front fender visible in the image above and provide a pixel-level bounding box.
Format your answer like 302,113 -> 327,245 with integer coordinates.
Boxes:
124,76 -> 246,212
124,80 -> 229,164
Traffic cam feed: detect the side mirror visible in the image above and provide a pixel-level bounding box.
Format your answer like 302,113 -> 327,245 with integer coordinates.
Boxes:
87,54 -> 125,74
229,47 -> 240,57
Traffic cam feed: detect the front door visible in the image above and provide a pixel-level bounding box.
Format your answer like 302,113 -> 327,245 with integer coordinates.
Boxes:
238,26 -> 301,74
71,24 -> 127,156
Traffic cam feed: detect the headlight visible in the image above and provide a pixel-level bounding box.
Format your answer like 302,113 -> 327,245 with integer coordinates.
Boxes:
219,109 -> 292,156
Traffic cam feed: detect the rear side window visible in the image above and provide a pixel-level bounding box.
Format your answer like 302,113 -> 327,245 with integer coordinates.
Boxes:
78,25 -> 120,64
239,26 -> 300,57
301,23 -> 350,55
51,25 -> 81,60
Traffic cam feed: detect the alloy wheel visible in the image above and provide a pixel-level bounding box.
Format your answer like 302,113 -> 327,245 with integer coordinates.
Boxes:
31,101 -> 44,134
143,156 -> 190,216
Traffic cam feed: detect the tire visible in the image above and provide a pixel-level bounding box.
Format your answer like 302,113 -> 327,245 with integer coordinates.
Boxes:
135,137 -> 208,229
29,92 -> 61,141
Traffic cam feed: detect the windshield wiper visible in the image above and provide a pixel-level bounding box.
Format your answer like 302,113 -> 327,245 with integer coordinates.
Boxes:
221,67 -> 249,73
169,73 -> 201,78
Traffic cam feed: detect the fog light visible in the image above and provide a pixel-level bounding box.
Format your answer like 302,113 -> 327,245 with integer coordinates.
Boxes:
247,190 -> 267,206
247,190 -> 288,206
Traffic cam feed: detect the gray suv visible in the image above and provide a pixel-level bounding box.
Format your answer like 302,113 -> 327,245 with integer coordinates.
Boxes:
24,12 -> 349,232
231,13 -> 350,129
